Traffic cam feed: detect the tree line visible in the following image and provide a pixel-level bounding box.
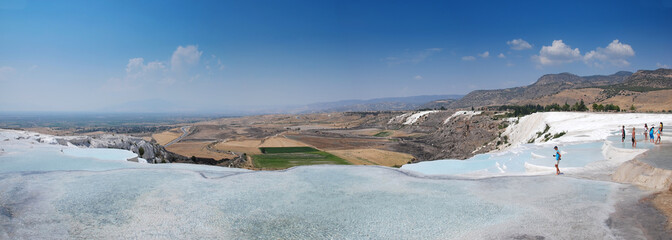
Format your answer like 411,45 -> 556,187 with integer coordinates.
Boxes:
591,103 -> 621,112
496,100 -> 609,117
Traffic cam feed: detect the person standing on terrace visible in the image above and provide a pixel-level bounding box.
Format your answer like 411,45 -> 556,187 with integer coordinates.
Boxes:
632,127 -> 637,148
553,146 -> 562,175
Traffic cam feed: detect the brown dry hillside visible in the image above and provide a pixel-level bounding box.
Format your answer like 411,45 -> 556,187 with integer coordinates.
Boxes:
511,88 -> 604,106
623,68 -> 672,88
514,88 -> 672,112
454,68 -> 672,112
599,89 -> 672,112
450,71 -> 631,108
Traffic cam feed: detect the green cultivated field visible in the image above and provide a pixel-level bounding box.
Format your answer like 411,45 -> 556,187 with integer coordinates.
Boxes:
253,147 -> 350,169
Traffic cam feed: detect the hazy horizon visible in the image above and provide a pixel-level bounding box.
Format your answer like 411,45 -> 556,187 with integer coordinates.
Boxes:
1,0 -> 671,113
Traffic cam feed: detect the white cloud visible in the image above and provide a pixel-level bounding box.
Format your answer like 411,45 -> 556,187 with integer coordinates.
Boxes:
106,45 -> 214,93
414,75 -> 423,80
657,63 -> 670,69
498,53 -> 506,59
411,48 -> 442,63
584,40 -> 635,67
0,66 -> 16,81
125,58 -> 144,73
462,56 -> 476,61
507,39 -> 532,50
533,40 -> 582,66
106,57 -> 171,91
217,59 -> 225,70
478,51 -> 489,58
171,45 -> 202,72
385,48 -> 442,65
125,58 -> 166,78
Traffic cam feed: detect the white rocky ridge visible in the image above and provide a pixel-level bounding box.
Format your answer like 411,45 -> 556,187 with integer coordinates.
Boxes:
388,110 -> 440,125
443,110 -> 482,124
387,112 -> 411,124
403,110 -> 438,125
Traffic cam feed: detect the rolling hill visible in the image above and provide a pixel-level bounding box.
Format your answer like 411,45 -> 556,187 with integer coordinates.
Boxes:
451,68 -> 672,112
450,71 -> 632,108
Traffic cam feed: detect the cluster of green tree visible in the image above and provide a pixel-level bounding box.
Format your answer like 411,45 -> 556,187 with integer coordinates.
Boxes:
598,85 -> 671,98
591,103 -> 620,112
498,100 -> 590,117
418,106 -> 448,111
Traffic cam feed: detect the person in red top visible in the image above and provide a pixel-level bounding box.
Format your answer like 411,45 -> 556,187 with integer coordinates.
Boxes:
631,127 -> 637,148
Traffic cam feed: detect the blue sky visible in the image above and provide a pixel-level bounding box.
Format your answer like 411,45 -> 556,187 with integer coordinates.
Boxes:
1,0 -> 671,112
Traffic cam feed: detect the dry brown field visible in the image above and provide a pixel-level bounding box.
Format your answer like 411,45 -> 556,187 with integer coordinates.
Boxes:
152,127 -> 183,145
323,128 -> 383,136
212,139 -> 263,154
166,141 -> 236,160
259,136 -> 310,148
285,134 -> 391,150
328,148 -> 414,166
149,111 -> 417,167
211,136 -> 311,155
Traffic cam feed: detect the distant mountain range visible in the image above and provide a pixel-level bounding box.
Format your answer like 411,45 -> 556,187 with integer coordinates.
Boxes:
102,95 -> 464,115
101,68 -> 671,114
299,95 -> 464,113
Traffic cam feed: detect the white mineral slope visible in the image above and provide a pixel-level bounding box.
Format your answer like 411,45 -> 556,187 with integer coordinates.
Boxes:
403,110 -> 438,125
443,110 -> 482,124
504,112 -> 672,148
402,112 -> 672,178
387,112 -> 411,124
0,129 -> 248,173
509,112 -> 672,176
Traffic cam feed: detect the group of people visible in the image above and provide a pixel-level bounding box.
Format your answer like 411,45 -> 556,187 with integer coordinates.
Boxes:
622,122 -> 664,148
554,122 -> 664,176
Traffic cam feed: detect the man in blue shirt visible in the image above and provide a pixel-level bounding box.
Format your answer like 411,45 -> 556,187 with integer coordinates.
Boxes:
553,146 -> 561,175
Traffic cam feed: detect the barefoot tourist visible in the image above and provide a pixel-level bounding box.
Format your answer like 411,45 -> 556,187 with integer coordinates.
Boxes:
632,127 -> 637,148
650,127 -> 655,143
553,146 -> 561,175
621,125 -> 625,143
644,124 -> 648,141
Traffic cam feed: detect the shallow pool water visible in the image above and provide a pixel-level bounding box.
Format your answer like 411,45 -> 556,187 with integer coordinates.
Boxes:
0,129 -> 655,239
401,141 -> 606,176
0,163 -> 625,239
62,147 -> 138,161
